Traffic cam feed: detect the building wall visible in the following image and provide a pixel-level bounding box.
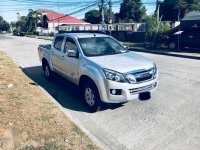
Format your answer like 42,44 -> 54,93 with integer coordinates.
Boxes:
48,22 -> 59,32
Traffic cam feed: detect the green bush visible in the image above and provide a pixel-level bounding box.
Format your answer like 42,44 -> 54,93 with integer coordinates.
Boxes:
33,31 -> 39,35
25,32 -> 34,35
19,32 -> 25,36
143,15 -> 171,44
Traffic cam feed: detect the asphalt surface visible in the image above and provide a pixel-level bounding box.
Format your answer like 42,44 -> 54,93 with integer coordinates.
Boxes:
0,34 -> 200,150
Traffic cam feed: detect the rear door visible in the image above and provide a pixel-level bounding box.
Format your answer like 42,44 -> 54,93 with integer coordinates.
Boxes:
51,36 -> 65,74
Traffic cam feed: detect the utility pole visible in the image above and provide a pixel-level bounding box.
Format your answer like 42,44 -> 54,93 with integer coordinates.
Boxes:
156,0 -> 159,12
156,0 -> 161,24
99,0 -> 105,23
16,12 -> 20,21
109,0 -> 112,24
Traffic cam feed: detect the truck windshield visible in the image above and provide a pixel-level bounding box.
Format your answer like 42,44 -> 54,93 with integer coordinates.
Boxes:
78,37 -> 129,57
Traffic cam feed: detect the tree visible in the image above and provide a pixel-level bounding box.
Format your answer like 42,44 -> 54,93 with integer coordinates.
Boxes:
186,0 -> 200,11
0,20 -> 10,32
103,7 -> 115,23
26,9 -> 43,32
0,16 -> 10,32
85,10 -> 100,24
11,9 -> 43,33
0,16 -> 3,22
118,0 -> 146,22
84,8 -> 115,24
160,0 -> 200,21
143,15 -> 170,46
15,16 -> 27,32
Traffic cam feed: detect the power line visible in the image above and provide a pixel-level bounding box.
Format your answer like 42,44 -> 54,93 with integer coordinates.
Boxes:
49,1 -> 99,21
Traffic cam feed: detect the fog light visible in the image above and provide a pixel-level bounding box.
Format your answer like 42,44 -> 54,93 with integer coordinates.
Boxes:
110,89 -> 122,95
111,89 -> 116,95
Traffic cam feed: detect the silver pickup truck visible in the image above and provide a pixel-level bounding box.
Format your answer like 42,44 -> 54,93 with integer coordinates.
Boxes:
38,33 -> 158,112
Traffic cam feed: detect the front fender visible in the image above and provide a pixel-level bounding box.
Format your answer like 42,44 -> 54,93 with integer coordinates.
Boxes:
79,65 -> 107,102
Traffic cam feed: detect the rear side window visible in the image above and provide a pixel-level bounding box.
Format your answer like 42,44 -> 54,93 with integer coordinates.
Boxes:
54,36 -> 64,51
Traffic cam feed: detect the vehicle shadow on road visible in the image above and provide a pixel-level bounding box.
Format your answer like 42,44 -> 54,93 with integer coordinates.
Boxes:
22,66 -> 124,113
22,66 -> 90,113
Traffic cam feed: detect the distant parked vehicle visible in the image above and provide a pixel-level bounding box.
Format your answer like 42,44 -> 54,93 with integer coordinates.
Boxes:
167,24 -> 200,50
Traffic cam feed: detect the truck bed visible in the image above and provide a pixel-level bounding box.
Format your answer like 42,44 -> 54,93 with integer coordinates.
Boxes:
39,44 -> 51,50
38,44 -> 51,62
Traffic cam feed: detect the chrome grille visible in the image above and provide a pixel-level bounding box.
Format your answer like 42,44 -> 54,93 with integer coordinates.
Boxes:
129,83 -> 157,95
134,71 -> 153,82
131,69 -> 154,83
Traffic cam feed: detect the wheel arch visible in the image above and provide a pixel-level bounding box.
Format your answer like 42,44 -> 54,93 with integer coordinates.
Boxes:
79,75 -> 97,88
42,58 -> 48,71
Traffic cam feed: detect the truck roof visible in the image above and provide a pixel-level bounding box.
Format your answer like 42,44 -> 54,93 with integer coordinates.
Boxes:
56,33 -> 110,38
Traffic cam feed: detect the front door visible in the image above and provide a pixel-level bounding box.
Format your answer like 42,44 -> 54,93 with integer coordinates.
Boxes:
61,37 -> 79,84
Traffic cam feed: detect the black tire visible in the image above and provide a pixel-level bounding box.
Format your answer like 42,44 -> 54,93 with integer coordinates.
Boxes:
168,41 -> 177,50
43,62 -> 53,80
81,80 -> 102,112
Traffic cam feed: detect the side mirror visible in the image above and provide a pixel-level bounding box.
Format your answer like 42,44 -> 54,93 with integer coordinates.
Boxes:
67,50 -> 78,58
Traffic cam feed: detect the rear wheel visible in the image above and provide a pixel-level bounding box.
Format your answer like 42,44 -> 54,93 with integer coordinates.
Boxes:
81,81 -> 101,112
43,62 -> 53,80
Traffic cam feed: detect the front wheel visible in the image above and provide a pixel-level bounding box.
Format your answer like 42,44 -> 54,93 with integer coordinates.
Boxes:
81,81 -> 101,112
168,41 -> 177,50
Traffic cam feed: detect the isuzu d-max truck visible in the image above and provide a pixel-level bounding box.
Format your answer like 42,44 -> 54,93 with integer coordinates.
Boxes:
38,33 -> 158,112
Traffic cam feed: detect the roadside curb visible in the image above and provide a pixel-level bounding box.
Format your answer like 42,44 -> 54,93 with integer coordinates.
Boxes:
130,47 -> 200,60
25,36 -> 53,41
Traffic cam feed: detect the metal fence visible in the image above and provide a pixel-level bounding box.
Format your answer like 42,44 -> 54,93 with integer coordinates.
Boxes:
57,23 -> 146,32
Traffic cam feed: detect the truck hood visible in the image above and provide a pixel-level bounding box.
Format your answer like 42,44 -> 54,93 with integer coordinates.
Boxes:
87,52 -> 154,73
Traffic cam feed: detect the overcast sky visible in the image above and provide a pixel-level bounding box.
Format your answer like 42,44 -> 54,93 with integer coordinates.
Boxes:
0,0 -> 158,22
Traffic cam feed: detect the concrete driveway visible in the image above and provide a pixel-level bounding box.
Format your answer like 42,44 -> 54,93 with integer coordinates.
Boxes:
0,34 -> 200,150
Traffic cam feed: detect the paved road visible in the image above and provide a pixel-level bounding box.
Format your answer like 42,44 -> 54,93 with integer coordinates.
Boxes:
0,35 -> 200,150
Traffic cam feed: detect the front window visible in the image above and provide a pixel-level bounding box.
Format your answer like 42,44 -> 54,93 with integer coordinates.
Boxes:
78,37 -> 129,57
64,38 -> 78,53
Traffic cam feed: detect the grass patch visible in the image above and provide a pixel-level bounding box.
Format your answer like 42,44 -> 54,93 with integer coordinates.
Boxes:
22,142 -> 64,150
71,123 -> 84,135
0,51 -> 100,150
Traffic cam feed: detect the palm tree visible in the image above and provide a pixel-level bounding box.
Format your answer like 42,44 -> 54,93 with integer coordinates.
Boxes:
26,9 -> 43,32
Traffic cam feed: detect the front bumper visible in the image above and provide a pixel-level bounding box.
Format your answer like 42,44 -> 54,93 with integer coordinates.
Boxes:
98,77 -> 158,103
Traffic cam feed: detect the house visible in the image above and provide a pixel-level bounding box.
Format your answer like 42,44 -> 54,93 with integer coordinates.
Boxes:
36,9 -> 89,33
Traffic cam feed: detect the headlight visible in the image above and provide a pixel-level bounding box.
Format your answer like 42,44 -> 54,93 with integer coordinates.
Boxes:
153,64 -> 157,78
102,69 -> 126,83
